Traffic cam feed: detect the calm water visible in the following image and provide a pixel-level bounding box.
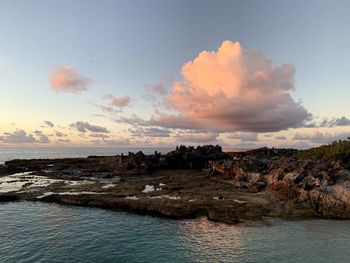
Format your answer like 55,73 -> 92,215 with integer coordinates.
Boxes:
0,202 -> 350,263
1,148 -> 350,262
0,147 -> 172,164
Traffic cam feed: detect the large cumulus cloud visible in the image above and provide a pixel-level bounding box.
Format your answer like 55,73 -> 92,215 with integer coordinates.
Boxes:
134,41 -> 311,133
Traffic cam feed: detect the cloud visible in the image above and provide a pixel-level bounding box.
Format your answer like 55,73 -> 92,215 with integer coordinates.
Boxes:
104,94 -> 130,108
0,129 -> 51,144
129,41 -> 310,133
233,142 -> 263,149
176,132 -> 219,143
44,121 -> 54,128
104,138 -> 130,145
304,116 -> 350,128
334,117 -> 350,126
91,101 -> 123,115
70,121 -> 109,133
55,131 -> 68,137
151,83 -> 168,95
89,133 -> 110,139
57,138 -> 70,143
0,130 -> 37,144
89,138 -> 131,146
143,83 -> 168,102
275,135 -> 287,140
50,66 -> 91,93
38,134 -> 50,144
293,131 -> 350,144
128,127 -> 171,138
319,116 -> 350,127
227,132 -> 258,142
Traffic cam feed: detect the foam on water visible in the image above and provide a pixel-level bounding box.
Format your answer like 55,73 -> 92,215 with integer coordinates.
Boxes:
37,191 -> 103,198
0,172 -> 92,193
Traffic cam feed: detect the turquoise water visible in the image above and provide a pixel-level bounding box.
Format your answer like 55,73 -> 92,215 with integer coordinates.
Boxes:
1,202 -> 350,263
1,148 -> 350,262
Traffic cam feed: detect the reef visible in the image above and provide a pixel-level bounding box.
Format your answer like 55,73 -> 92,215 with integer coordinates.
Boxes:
1,143 -> 350,224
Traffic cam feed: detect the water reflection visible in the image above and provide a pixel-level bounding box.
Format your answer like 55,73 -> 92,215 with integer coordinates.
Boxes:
2,202 -> 350,263
177,217 -> 248,262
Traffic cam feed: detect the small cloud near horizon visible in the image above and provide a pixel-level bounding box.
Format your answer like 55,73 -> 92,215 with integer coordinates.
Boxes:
0,129 -> 50,144
70,121 -> 109,133
293,131 -> 350,144
175,132 -> 219,143
227,133 -> 259,142
44,121 -> 54,128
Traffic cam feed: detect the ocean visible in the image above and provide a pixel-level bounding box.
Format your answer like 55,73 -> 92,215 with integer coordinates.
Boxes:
1,202 -> 350,263
0,147 -> 173,164
1,147 -> 350,262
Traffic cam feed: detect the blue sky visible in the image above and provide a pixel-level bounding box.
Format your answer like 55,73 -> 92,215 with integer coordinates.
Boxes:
1,0 -> 350,148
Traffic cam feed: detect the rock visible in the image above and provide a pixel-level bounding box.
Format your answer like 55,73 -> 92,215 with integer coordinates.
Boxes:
165,145 -> 227,169
3,144 -> 350,223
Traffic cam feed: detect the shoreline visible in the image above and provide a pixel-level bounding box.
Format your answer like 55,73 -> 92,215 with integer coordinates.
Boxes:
0,144 -> 350,225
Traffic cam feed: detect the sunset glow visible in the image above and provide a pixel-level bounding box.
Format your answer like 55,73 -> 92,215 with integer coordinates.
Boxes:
1,0 -> 350,149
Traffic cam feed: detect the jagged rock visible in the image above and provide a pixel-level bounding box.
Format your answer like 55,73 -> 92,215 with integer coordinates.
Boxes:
209,146 -> 350,219
210,159 -> 267,192
0,165 -> 7,176
3,144 -> 350,222
165,145 -> 227,169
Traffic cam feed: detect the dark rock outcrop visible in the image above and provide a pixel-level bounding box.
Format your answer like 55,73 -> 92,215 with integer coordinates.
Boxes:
165,145 -> 227,169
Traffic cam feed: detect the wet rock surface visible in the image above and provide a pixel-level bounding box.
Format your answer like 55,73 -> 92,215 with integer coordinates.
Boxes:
1,145 -> 350,224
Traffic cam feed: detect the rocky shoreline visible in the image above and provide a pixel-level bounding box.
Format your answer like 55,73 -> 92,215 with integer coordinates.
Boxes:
1,144 -> 350,224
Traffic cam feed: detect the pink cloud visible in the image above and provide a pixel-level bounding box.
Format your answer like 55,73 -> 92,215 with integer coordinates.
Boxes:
152,83 -> 167,95
50,65 -> 91,93
128,41 -> 310,133
104,94 -> 130,108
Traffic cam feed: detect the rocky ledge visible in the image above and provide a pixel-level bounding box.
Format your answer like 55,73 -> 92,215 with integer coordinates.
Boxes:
1,142 -> 350,224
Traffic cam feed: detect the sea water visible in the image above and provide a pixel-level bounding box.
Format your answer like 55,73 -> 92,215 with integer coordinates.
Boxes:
0,202 -> 350,263
1,148 -> 350,262
0,147 -> 172,164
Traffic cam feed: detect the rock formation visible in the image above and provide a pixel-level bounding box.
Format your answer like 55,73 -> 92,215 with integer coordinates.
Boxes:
2,141 -> 350,224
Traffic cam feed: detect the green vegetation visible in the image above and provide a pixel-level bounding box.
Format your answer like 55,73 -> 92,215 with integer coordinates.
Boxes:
297,138 -> 350,162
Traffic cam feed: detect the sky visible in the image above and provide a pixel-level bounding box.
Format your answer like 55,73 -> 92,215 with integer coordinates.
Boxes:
1,0 -> 350,148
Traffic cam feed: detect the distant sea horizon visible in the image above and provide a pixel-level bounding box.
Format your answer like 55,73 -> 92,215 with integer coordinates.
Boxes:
0,146 -> 243,164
